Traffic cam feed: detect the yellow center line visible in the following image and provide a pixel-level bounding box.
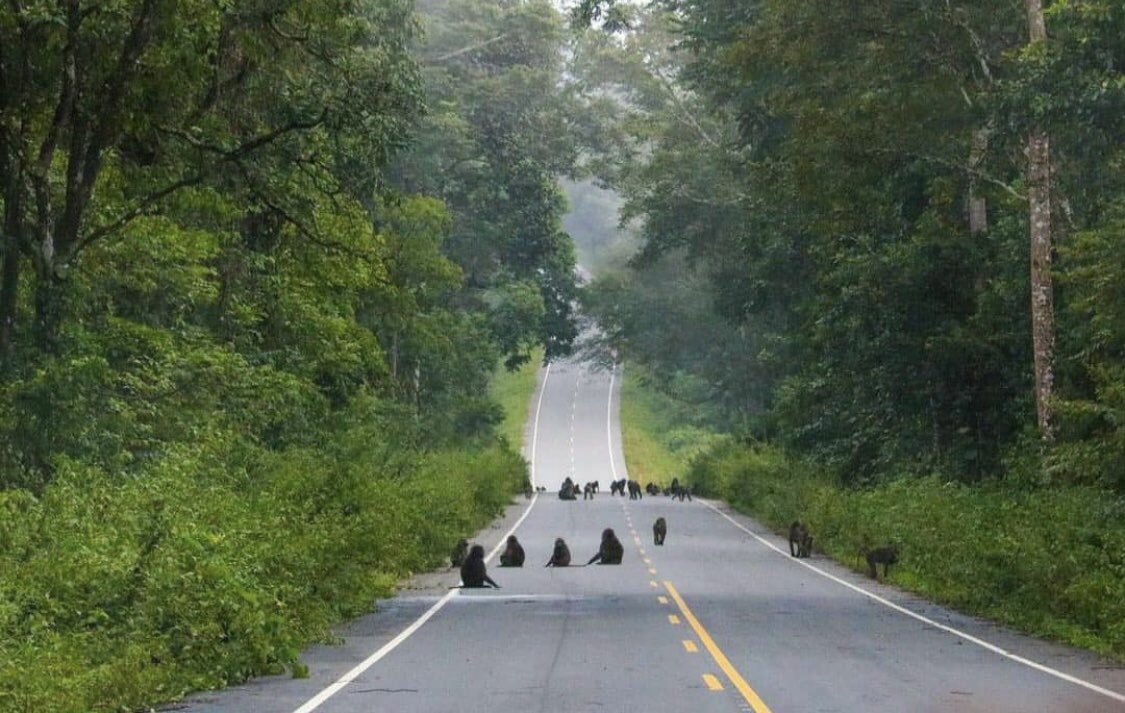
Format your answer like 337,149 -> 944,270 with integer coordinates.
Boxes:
668,614 -> 681,625
702,674 -> 724,691
657,595 -> 668,605
648,568 -> 658,575
644,557 -> 652,564
683,639 -> 699,653
649,580 -> 658,588
664,581 -> 774,713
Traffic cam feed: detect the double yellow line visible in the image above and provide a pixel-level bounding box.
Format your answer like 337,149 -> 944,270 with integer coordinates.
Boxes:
664,581 -> 774,713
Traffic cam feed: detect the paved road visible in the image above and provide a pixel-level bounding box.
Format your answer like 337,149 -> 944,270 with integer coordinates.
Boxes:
179,356 -> 1125,713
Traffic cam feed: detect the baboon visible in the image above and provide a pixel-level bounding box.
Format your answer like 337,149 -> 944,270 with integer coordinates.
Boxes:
788,522 -> 813,558
460,544 -> 500,588
545,537 -> 572,567
583,482 -> 596,500
645,483 -> 660,495
450,538 -> 469,568
523,477 -> 533,498
865,545 -> 899,579
610,478 -> 627,496
669,477 -> 680,495
627,480 -> 642,500
588,480 -> 600,493
536,485 -> 547,493
671,484 -> 692,502
559,477 -> 578,501
587,528 -> 624,565
499,535 -> 525,567
653,517 -> 667,546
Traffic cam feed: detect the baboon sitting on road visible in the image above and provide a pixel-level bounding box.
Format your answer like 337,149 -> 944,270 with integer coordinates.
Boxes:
460,544 -> 500,588
545,538 -> 572,567
587,528 -> 624,565
499,535 -> 525,567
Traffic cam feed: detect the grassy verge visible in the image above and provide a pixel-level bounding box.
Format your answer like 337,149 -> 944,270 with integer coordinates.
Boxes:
0,405 -> 526,712
689,441 -> 1125,660
489,348 -> 544,450
618,367 -> 724,486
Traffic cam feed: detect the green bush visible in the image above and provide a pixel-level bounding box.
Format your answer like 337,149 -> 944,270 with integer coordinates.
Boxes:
0,426 -> 526,712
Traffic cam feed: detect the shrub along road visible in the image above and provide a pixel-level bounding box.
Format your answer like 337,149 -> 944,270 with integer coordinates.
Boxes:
178,357 -> 1125,713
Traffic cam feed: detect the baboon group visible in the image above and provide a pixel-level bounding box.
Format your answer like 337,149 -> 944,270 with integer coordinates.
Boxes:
451,513 -> 673,587
787,521 -> 900,580
600,477 -> 692,501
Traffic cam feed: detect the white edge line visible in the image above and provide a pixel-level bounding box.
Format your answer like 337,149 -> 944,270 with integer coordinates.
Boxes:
292,362 -> 553,713
607,363 -> 619,482
701,500 -> 1125,704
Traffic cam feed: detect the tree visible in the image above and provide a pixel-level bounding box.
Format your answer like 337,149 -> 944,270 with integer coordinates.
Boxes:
0,0 -> 419,357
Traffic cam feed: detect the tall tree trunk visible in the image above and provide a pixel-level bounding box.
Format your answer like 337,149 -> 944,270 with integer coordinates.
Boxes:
0,151 -> 23,362
968,128 -> 989,235
1026,0 -> 1055,442
34,271 -> 65,355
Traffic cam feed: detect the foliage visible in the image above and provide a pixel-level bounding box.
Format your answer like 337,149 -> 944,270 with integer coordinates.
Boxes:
0,414 -> 525,712
619,365 -> 727,486
391,0 -> 580,368
576,0 -> 1125,488
0,0 -> 581,710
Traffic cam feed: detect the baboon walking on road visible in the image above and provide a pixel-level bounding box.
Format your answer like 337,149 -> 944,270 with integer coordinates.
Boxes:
653,517 -> 667,546
788,522 -> 813,558
865,546 -> 899,579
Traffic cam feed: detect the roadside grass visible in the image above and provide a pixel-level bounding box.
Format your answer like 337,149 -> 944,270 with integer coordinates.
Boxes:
689,441 -> 1125,661
618,366 -> 725,486
489,347 -> 543,451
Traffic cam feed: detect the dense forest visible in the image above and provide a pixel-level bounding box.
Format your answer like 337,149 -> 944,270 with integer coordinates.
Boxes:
0,0 -> 580,709
575,0 -> 1125,487
572,0 -> 1125,658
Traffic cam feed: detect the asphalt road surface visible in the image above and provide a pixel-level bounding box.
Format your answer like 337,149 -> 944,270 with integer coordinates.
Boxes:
179,356 -> 1125,713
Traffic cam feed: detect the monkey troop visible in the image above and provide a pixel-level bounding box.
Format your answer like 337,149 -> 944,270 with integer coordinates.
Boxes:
788,522 -> 813,558
460,545 -> 500,588
499,535 -> 525,567
653,517 -> 667,546
587,528 -> 624,565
